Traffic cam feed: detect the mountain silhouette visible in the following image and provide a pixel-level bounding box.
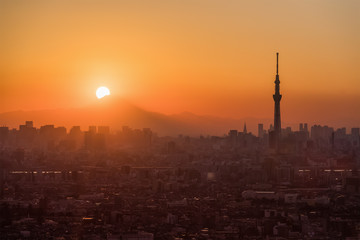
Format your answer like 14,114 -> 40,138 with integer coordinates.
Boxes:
0,97 -> 272,136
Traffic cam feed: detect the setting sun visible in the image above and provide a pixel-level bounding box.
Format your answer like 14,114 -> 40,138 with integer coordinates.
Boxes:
96,86 -> 110,99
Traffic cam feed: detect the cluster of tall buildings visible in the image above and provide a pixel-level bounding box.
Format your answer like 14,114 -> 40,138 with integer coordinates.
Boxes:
227,53 -> 360,154
0,122 -> 153,151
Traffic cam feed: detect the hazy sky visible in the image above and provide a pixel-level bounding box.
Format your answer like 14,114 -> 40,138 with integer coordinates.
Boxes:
0,0 -> 359,128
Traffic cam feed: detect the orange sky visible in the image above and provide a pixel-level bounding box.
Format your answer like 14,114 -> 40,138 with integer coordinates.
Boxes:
0,0 -> 359,128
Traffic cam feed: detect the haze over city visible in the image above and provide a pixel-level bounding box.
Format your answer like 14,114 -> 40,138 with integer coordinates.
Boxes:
1,0 -> 359,132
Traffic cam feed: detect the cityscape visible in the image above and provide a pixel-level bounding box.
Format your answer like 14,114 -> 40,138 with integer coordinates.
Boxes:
0,53 -> 359,239
1,1 -> 360,239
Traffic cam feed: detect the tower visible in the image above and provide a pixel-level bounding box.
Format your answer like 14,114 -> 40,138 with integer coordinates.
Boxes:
273,52 -> 282,150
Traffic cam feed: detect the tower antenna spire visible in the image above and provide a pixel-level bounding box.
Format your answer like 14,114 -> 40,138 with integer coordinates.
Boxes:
276,52 -> 279,75
272,52 -> 282,153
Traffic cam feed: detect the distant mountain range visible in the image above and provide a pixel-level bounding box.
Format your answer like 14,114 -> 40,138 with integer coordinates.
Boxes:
0,97 -> 274,136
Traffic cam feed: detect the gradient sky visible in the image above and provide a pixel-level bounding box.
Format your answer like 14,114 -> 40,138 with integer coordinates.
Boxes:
0,0 -> 359,128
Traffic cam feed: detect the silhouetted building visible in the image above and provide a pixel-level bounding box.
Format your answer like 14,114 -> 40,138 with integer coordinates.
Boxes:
84,129 -> 106,151
18,121 -> 36,148
25,121 -> 33,128
335,127 -> 346,138
258,124 -> 264,138
229,130 -> 238,145
0,126 -> 9,145
304,123 -> 308,132
143,128 -> 152,147
270,53 -> 282,151
98,126 -> 110,135
89,126 -> 97,134
311,125 -> 334,148
67,126 -> 83,149
351,128 -> 360,147
70,126 -> 81,135
351,128 -> 359,137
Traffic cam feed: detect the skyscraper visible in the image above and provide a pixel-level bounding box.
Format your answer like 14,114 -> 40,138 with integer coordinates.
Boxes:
258,123 -> 264,138
273,53 -> 282,150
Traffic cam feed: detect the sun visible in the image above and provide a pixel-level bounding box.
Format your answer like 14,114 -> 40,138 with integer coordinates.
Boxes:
96,86 -> 111,99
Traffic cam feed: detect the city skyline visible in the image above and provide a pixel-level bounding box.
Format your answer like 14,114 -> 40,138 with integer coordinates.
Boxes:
1,0 -> 360,129
0,49 -> 358,134
1,52 -> 358,136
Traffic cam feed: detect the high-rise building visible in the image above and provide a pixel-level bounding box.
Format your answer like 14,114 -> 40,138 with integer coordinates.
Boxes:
351,128 -> 360,147
298,123 -> 310,140
25,121 -> 33,128
70,126 -> 81,135
311,125 -> 334,146
304,123 -> 308,132
351,128 -> 360,136
258,124 -> 264,138
0,126 -> 9,144
98,126 -> 110,135
89,126 -> 97,134
18,121 -> 37,148
143,128 -> 152,147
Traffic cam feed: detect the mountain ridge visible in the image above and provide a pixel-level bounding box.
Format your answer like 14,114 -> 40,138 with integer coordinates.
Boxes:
0,97 -> 273,136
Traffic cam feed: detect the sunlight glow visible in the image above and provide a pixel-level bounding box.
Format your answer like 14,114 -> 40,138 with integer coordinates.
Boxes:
96,86 -> 110,99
